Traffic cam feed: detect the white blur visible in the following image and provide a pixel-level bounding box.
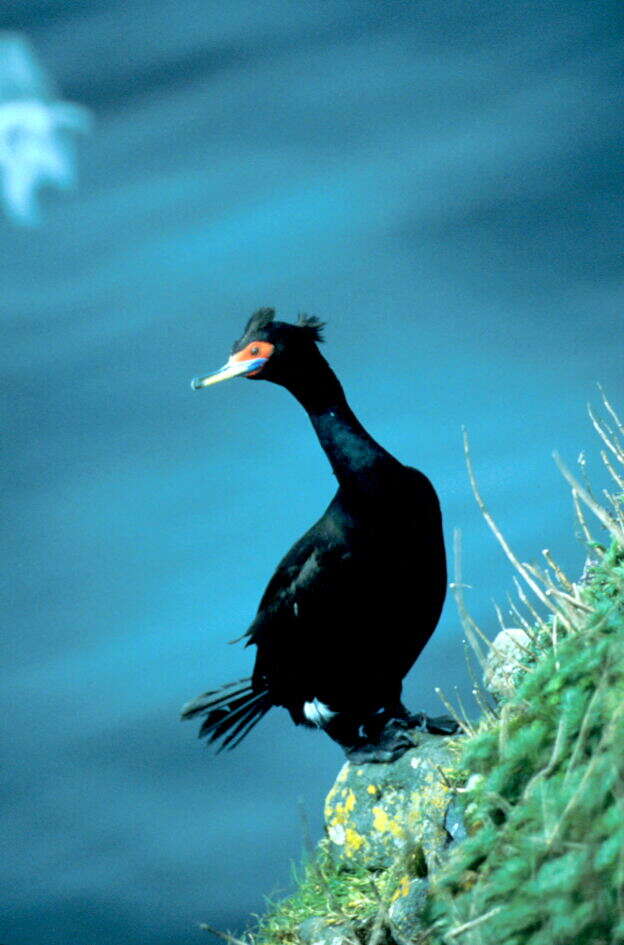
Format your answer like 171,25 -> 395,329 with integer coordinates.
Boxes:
0,34 -> 90,224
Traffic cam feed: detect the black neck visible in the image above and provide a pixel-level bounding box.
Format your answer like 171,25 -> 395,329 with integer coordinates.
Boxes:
284,354 -> 397,490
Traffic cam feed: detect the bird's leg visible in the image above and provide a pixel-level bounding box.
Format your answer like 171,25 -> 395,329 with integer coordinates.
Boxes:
323,714 -> 365,757
325,708 -> 416,764
334,704 -> 461,764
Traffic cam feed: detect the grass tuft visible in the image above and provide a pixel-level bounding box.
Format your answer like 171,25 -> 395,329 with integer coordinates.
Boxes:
253,839 -> 403,945
427,391 -> 624,945
244,391 -> 624,945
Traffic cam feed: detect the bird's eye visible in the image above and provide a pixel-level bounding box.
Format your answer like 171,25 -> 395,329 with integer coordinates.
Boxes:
250,345 -> 260,356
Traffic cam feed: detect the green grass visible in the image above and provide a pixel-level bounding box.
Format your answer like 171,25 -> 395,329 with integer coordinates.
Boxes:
428,539 -> 624,945
246,392 -> 624,945
253,839 -> 400,945
427,394 -> 624,945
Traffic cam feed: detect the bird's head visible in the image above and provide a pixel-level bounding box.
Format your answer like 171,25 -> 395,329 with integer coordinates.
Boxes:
191,307 -> 326,391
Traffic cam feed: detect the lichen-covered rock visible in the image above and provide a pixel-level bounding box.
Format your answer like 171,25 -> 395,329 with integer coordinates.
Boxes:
483,627 -> 531,699
324,732 -> 460,873
444,794 -> 468,847
388,877 -> 429,941
297,916 -> 359,945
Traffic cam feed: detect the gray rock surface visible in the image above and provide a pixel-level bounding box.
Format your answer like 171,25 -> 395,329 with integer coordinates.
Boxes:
483,627 -> 531,699
298,916 -> 359,945
388,877 -> 430,942
324,732 -> 461,873
444,794 -> 468,846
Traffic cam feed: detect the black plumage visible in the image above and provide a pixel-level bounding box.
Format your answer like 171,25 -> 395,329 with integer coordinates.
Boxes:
182,309 -> 451,762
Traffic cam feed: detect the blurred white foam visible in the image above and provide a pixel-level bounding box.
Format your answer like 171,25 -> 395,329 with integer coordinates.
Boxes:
0,33 -> 90,224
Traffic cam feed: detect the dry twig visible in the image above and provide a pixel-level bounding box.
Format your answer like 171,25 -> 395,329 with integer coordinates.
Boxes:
463,430 -> 570,624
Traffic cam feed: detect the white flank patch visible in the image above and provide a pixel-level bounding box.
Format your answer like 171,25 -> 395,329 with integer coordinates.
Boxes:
303,698 -> 336,728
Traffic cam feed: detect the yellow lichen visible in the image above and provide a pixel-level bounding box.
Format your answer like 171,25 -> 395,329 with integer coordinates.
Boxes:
325,787 -> 352,827
344,827 -> 365,855
344,789 -> 356,812
372,806 -> 389,831
371,806 -> 403,838
367,784 -> 378,795
390,875 -> 411,902
336,765 -> 349,783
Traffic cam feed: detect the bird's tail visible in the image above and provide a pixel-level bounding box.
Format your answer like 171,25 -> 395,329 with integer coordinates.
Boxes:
180,678 -> 271,751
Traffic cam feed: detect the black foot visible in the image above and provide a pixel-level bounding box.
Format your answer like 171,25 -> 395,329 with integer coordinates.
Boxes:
344,722 -> 415,764
327,706 -> 461,765
335,713 -> 418,764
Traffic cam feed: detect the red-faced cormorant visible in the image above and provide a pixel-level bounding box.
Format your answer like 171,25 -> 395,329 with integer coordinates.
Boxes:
182,308 -> 452,762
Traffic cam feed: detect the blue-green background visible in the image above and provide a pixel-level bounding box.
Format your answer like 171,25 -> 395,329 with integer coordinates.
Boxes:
1,2 -> 622,943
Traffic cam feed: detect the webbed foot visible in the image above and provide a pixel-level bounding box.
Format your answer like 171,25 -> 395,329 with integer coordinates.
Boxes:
344,720 -> 415,764
327,706 -> 460,765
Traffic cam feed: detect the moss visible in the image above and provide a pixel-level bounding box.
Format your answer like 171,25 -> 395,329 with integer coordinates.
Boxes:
254,548 -> 624,943
253,839 -> 399,945
427,541 -> 624,944
249,396 -> 624,945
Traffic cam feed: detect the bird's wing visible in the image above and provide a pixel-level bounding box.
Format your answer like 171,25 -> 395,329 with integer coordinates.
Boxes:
247,525 -> 353,645
245,529 -> 356,706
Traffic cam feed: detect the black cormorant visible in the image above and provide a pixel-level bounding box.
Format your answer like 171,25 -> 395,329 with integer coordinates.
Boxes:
182,308 -> 452,762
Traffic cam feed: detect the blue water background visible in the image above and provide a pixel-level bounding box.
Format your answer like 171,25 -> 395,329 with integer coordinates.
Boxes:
1,2 -> 622,943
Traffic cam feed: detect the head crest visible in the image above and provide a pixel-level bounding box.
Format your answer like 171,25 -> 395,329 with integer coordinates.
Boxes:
243,307 -> 276,336
297,313 -> 325,343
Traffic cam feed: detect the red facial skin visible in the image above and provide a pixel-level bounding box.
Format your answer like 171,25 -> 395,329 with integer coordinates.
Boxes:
231,340 -> 274,376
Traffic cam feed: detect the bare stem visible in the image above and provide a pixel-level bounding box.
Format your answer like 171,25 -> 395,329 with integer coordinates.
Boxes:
598,385 -> 624,443
573,490 -> 595,545
435,686 -> 474,736
588,404 -> 623,461
542,548 -> 573,589
601,450 -> 624,490
446,906 -> 502,939
553,452 -> 624,545
463,429 -> 568,621
199,924 -> 251,945
451,528 -> 489,669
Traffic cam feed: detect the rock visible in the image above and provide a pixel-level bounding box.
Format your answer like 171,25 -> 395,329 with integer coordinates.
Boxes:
298,916 -> 359,945
444,794 -> 468,846
387,877 -> 429,941
324,732 -> 460,873
483,628 -> 531,699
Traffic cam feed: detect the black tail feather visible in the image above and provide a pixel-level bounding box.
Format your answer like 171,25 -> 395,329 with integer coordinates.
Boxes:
199,689 -> 261,737
181,678 -> 271,751
201,689 -> 266,742
216,693 -> 271,751
180,678 -> 251,718
221,705 -> 269,751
